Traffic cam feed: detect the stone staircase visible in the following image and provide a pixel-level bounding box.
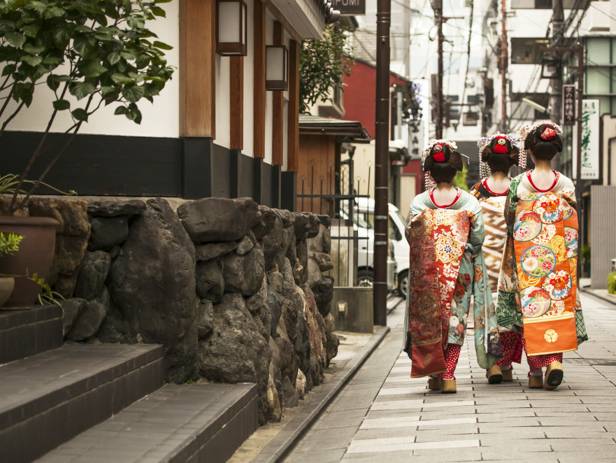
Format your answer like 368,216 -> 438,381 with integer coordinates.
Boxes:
0,306 -> 258,463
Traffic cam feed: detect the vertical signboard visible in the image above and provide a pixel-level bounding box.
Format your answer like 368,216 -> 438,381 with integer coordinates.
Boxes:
331,0 -> 366,15
562,84 -> 576,126
573,99 -> 600,180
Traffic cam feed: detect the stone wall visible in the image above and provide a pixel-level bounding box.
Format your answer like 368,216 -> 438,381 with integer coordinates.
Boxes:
26,196 -> 337,423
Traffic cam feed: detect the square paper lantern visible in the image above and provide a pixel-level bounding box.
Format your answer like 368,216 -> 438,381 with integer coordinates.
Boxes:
216,0 -> 247,56
266,45 -> 289,91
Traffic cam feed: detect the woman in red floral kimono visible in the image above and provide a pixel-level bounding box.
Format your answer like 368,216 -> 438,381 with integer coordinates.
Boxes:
471,134 -> 524,383
404,141 -> 499,393
506,122 -> 588,390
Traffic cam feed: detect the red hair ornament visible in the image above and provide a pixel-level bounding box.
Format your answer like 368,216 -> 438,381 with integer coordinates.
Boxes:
540,127 -> 557,141
491,137 -> 509,154
432,144 -> 446,163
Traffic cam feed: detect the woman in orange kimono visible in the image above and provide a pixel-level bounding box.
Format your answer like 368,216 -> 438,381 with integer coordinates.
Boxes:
471,134 -> 524,383
507,122 -> 588,390
404,141 -> 499,393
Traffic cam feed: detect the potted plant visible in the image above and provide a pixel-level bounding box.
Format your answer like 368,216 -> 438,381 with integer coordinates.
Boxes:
0,1 -> 174,305
0,231 -> 22,306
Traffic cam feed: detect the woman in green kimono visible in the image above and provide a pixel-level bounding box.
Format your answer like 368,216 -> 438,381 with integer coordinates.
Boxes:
404,140 -> 500,393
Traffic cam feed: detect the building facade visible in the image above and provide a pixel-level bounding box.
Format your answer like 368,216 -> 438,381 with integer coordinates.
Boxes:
3,0 -> 337,208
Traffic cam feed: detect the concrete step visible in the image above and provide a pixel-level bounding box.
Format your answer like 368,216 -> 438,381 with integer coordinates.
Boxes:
0,343 -> 164,462
0,306 -> 62,364
38,383 -> 259,463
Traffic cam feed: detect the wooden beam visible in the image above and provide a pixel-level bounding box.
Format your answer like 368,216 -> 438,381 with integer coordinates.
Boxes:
230,56 -> 244,150
253,0 -> 266,158
272,21 -> 284,166
287,39 -> 300,172
180,0 -> 216,138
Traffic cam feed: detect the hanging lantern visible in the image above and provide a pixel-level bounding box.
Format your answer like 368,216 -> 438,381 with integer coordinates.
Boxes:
266,45 -> 289,91
216,0 -> 248,56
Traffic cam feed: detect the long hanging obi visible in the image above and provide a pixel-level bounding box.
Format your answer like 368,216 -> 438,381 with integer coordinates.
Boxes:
478,196 -> 508,292
404,208 -> 498,377
512,191 -> 579,356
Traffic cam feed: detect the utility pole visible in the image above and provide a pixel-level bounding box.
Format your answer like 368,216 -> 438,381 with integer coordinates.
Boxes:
550,0 -> 564,124
374,0 -> 391,327
500,0 -> 508,131
433,0 -> 444,138
575,42 -> 584,278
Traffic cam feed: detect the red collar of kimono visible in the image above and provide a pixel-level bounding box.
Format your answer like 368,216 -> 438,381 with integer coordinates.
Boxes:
526,170 -> 559,193
429,187 -> 462,208
481,178 -> 509,196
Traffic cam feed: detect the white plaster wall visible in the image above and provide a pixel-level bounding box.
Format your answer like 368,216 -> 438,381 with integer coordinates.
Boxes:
602,115 -> 616,185
508,9 -> 552,38
282,29 -> 290,170
5,1 -> 180,138
215,54 -> 231,149
352,142 -> 376,199
243,0 -> 256,157
263,11 -> 275,164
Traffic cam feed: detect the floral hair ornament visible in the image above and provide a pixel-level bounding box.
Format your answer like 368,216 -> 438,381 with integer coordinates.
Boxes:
422,140 -> 457,189
540,127 -> 557,141
477,133 -> 521,179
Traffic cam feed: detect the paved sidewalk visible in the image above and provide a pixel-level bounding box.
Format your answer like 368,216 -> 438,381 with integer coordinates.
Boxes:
284,293 -> 616,462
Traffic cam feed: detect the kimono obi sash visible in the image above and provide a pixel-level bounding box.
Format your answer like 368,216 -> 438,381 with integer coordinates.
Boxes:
512,191 -> 579,356
478,196 -> 508,293
407,208 -> 471,377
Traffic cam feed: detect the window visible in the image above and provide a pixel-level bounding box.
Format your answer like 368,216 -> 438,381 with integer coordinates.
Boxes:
585,37 -> 616,115
463,112 -> 480,126
511,38 -> 551,65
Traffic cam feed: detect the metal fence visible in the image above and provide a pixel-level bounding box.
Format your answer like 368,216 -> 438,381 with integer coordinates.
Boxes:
296,158 -> 372,288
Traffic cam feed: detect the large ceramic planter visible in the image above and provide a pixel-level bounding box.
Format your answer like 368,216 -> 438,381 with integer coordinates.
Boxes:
0,216 -> 58,307
0,276 -> 15,307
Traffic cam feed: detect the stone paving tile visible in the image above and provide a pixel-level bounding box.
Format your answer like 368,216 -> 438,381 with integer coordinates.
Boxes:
284,448 -> 346,463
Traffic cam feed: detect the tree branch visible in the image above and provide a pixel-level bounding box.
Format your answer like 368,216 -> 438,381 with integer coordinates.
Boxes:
9,81 -> 71,211
18,94 -> 98,208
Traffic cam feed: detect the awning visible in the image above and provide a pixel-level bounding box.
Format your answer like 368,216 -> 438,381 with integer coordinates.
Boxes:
299,115 -> 371,142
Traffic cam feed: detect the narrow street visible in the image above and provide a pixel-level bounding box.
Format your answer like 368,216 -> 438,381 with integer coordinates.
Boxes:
285,293 -> 616,462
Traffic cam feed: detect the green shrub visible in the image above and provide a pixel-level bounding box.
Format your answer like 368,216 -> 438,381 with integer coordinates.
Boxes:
608,271 -> 616,295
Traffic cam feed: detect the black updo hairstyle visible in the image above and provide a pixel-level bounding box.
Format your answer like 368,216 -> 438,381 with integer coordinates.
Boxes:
524,123 -> 563,161
481,135 -> 519,175
424,142 -> 464,184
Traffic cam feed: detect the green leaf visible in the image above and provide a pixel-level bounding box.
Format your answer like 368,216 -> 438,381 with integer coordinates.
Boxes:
53,99 -> 70,111
26,1 -> 47,15
43,6 -> 65,19
69,81 -> 96,100
13,82 -> 34,106
22,24 -> 40,38
107,51 -> 121,65
6,32 -> 25,48
46,74 -> 60,91
42,55 -> 63,66
151,6 -> 166,17
153,41 -> 172,51
52,29 -> 70,47
81,61 -> 107,78
122,85 -> 144,103
71,108 -> 89,121
120,50 -> 135,61
23,43 -> 45,55
2,64 -> 16,77
111,73 -> 133,84
114,105 -> 128,115
22,55 -> 42,67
